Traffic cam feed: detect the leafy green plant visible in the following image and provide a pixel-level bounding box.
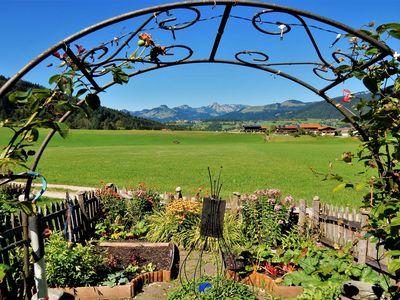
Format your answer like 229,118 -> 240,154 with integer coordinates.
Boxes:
124,264 -> 139,275
283,243 -> 389,296
45,233 -> 104,287
167,276 -> 256,300
240,190 -> 296,247
100,271 -> 129,287
141,262 -> 156,273
313,22 -> 400,293
0,263 -> 10,283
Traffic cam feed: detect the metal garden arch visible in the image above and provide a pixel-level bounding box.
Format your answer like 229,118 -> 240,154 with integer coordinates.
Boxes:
0,1 -> 398,297
0,0 -> 396,179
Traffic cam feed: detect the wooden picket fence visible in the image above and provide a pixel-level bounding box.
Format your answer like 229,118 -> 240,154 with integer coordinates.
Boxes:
297,196 -> 390,277
0,191 -> 101,298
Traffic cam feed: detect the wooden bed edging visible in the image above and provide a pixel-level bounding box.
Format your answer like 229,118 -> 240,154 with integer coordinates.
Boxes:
49,242 -> 179,299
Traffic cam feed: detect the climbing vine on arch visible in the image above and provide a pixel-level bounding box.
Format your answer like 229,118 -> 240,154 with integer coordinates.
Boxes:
329,22 -> 400,291
0,32 -> 166,179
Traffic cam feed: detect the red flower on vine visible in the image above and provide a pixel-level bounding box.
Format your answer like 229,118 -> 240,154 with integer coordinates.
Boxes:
343,89 -> 352,102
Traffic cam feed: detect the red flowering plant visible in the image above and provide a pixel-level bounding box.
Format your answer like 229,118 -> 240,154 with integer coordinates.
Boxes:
94,183 -> 161,240
126,182 -> 162,223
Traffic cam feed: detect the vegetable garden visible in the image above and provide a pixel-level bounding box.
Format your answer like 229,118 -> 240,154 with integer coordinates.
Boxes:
1,1 -> 400,299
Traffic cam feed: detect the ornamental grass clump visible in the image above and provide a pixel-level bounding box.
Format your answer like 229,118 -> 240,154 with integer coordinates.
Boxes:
146,198 -> 245,251
146,199 -> 202,249
240,189 -> 296,247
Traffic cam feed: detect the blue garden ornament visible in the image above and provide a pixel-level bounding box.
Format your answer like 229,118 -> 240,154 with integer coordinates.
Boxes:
198,282 -> 212,292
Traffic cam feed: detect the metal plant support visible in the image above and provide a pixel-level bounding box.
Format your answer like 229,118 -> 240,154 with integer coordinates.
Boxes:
0,0 -> 398,297
179,167 -> 236,296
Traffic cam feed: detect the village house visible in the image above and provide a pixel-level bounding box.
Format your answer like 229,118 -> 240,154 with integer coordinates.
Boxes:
242,125 -> 267,133
275,125 -> 299,134
299,124 -> 321,134
275,124 -> 337,136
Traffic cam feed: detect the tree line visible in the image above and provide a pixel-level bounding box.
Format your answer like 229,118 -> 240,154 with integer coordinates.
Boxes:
0,75 -> 184,131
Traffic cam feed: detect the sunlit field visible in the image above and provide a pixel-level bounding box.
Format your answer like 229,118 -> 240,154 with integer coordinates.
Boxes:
0,128 -> 368,206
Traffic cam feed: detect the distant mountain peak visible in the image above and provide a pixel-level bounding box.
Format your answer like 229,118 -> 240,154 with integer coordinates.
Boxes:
126,93 -> 367,122
128,102 -> 245,122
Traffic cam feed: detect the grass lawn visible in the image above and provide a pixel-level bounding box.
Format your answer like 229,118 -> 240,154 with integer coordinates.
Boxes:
0,128 -> 368,206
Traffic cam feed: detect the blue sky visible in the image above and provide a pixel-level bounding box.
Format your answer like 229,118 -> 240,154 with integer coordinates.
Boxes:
1,0 -> 399,111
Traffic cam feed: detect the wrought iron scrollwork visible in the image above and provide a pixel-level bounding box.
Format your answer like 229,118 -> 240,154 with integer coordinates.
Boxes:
156,7 -> 201,31
154,44 -> 194,63
235,51 -> 269,65
332,50 -> 358,65
250,8 -> 365,83
313,66 -> 338,82
252,10 -> 292,36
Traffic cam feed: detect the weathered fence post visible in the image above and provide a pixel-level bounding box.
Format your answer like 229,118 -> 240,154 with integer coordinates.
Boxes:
232,192 -> 241,215
357,210 -> 369,264
298,199 -> 306,234
77,191 -> 90,239
312,196 -> 320,232
338,207 -> 344,246
65,192 -> 73,243
28,214 -> 48,299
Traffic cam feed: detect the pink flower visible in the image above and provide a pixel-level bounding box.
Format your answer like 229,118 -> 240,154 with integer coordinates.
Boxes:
283,195 -> 294,205
274,205 -> 282,211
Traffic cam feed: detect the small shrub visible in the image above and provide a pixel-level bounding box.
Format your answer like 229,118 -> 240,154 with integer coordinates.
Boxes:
45,233 -> 104,287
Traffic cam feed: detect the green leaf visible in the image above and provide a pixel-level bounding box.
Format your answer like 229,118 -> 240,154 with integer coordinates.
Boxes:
18,202 -> 34,215
355,183 -> 365,192
8,89 -> 32,103
390,216 -> 400,226
386,250 -> 400,257
377,23 -> 400,34
85,94 -> 101,110
365,47 -> 380,56
75,88 -> 88,98
389,30 -> 400,40
0,264 -> 10,283
388,259 -> 400,273
333,183 -> 346,193
54,122 -> 69,139
25,128 -> 39,142
363,76 -> 380,94
394,78 -> 400,94
112,67 -> 129,85
48,74 -> 61,85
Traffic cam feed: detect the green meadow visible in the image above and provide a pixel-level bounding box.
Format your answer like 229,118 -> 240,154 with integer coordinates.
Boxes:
0,128 -> 369,206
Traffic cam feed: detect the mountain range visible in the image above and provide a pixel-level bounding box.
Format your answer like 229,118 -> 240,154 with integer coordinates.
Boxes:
125,92 -> 370,122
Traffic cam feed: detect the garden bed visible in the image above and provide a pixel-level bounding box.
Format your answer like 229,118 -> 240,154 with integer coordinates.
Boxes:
51,241 -> 179,299
225,270 -> 304,299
